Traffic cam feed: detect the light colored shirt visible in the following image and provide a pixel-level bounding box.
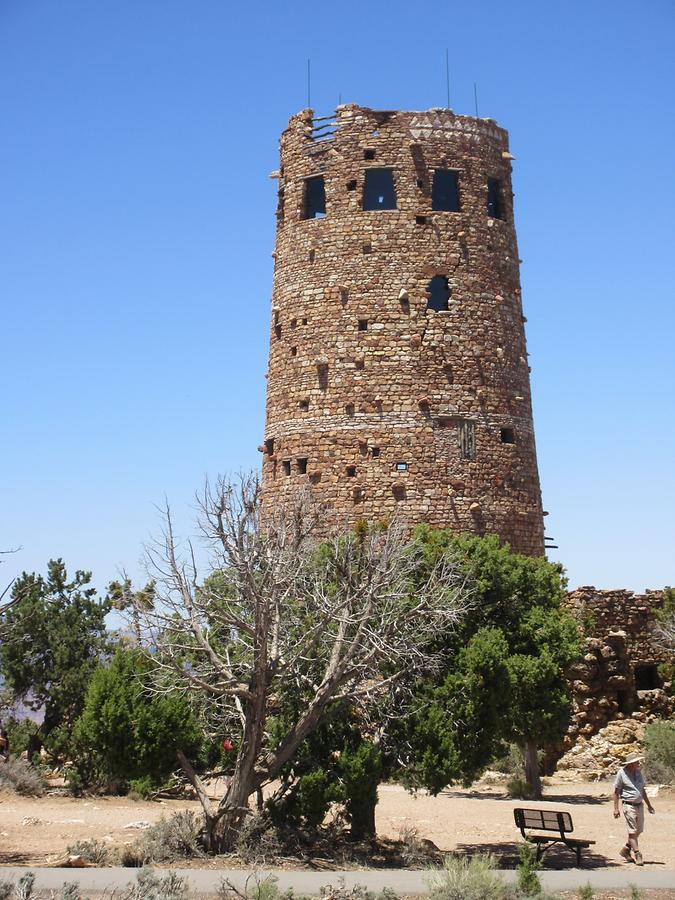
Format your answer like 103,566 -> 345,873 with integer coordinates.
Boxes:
614,767 -> 645,804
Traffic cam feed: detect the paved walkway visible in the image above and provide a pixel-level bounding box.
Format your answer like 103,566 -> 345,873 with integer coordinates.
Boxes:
0,866 -> 674,896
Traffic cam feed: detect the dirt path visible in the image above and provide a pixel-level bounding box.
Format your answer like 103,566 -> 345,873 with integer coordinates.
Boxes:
1,777 -> 673,872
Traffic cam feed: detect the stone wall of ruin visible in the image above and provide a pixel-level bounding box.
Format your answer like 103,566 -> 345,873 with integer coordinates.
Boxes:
261,105 -> 544,556
555,587 -> 673,776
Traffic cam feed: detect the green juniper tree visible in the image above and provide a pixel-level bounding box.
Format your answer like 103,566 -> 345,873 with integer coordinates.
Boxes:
0,559 -> 111,759
404,530 -> 581,798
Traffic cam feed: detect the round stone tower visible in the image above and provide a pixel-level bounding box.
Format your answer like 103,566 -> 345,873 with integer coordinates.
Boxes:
261,104 -> 545,557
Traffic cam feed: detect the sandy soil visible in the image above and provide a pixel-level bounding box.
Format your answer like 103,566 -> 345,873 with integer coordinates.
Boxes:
0,777 -> 673,873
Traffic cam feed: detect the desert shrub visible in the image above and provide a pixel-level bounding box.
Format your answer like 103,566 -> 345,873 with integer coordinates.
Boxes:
643,719 -> 675,783
71,648 -> 202,792
507,777 -> 535,800
122,868 -> 189,900
126,811 -> 204,864
516,841 -> 541,897
0,757 -> 45,796
426,854 -> 507,900
66,838 -> 112,865
234,812 -> 287,866
128,775 -> 156,799
318,883 -> 396,900
217,873 -> 298,900
577,885 -> 593,900
491,744 -> 524,777
629,886 -> 644,900
340,740 -> 382,840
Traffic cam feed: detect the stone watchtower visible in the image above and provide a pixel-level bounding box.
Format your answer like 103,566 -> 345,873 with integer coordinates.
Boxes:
261,104 -> 545,557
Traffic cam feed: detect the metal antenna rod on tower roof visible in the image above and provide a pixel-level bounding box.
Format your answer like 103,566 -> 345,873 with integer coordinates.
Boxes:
474,82 -> 479,118
445,49 -> 450,109
307,59 -> 311,109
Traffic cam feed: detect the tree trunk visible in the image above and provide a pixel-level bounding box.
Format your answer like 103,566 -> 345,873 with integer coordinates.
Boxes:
523,738 -> 542,800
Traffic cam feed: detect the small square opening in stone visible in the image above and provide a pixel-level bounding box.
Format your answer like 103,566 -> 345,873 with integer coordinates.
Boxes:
309,249 -> 316,262
298,399 -> 309,411
635,664 -> 660,691
274,323 -> 282,340
358,319 -> 368,331
371,447 -> 380,458
500,427 -> 515,444
347,179 -> 357,191
290,318 -> 297,329
302,317 -> 308,325
264,438 -> 274,455
415,215 -> 427,225
346,465 -> 357,477
362,244 -> 372,254
426,275 -> 451,312
297,457 -> 308,475
345,403 -> 355,416
355,358 -> 365,370
364,149 -> 376,160
282,460 -> 291,476
395,462 -> 408,472
353,487 -> 364,502
290,346 -> 297,357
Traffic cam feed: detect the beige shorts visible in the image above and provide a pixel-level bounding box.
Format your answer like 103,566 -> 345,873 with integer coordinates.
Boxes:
622,801 -> 644,835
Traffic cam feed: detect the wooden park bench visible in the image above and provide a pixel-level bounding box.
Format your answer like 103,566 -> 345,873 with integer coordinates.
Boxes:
513,807 -> 596,868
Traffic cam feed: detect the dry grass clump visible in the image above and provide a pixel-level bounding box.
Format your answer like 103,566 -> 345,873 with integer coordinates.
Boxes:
121,811 -> 204,866
0,758 -> 45,797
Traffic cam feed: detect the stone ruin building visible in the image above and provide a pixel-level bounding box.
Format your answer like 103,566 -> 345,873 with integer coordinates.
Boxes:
556,587 -> 673,779
261,105 -> 545,556
259,104 -> 672,775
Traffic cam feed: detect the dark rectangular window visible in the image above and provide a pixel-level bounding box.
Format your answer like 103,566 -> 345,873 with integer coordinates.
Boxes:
304,176 -> 326,219
358,319 -> 368,331
459,420 -> 476,459
432,170 -> 460,212
363,169 -> 397,210
500,427 -> 515,444
282,460 -> 291,476
395,462 -> 408,471
371,447 -> 380,457
487,178 -> 503,219
297,457 -> 308,474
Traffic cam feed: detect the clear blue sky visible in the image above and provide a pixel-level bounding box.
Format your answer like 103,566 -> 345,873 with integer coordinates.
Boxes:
1,0 -> 673,595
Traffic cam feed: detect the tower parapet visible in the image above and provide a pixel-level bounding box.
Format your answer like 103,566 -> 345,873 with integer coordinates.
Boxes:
261,104 -> 545,556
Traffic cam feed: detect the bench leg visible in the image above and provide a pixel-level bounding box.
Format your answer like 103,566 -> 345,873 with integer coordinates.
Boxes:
576,846 -> 581,868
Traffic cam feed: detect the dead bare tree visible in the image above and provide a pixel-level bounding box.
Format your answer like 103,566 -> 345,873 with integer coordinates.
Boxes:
134,472 -> 468,852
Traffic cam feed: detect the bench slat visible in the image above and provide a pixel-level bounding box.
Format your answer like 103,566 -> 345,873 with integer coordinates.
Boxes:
514,807 -> 573,833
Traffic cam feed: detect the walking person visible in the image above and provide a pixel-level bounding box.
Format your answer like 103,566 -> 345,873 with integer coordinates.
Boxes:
613,753 -> 655,865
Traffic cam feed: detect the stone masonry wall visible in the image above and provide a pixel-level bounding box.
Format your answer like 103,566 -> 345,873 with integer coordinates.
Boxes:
555,587 -> 674,778
261,105 -> 544,556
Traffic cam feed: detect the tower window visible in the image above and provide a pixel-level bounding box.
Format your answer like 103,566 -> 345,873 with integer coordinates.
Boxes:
274,323 -> 282,339
500,427 -> 515,444
487,178 -> 503,219
353,487 -> 364,502
371,447 -> 380,458
395,462 -> 408,472
347,179 -> 357,191
304,176 -> 326,219
432,170 -> 460,212
346,466 -> 357,477
358,319 -> 368,331
290,346 -> 297,357
459,420 -> 476,459
264,438 -> 274,455
635,664 -> 660,690
364,149 -> 376,160
297,457 -> 308,475
298,399 -> 309,410
282,460 -> 291,476
426,275 -> 451,312
415,216 -> 427,225
363,169 -> 397,210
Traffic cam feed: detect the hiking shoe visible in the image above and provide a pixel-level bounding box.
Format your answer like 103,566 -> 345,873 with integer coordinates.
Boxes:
635,851 -> 644,866
620,846 -> 632,861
